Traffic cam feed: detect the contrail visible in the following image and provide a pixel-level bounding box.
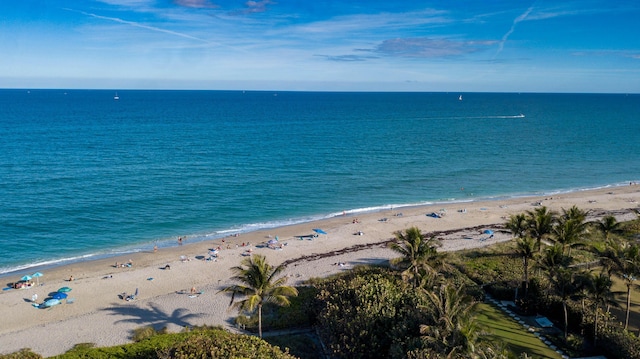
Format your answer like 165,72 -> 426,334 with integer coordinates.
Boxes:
67,8 -> 210,43
495,5 -> 534,58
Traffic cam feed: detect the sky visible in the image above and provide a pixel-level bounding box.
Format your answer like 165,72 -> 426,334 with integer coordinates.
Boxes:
1,0 -> 639,92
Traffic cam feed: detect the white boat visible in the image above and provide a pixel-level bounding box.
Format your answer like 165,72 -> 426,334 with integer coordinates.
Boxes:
458,95 -> 463,101
114,92 -> 120,100
516,113 -> 525,118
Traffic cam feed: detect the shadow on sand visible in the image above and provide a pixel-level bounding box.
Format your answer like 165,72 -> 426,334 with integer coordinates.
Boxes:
101,302 -> 206,336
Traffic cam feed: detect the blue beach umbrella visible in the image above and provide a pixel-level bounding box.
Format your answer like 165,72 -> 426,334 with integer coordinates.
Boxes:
483,230 -> 494,235
58,287 -> 72,293
313,228 -> 327,235
32,272 -> 43,285
51,292 -> 67,300
21,275 -> 32,282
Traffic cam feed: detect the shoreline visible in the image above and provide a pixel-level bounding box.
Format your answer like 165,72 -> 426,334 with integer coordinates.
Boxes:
2,182 -> 636,278
0,186 -> 639,356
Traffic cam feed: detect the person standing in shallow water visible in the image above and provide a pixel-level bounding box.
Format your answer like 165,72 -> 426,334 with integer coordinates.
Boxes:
178,237 -> 183,246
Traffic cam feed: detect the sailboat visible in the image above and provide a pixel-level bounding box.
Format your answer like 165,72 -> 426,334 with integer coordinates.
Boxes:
458,95 -> 463,101
114,92 -> 120,100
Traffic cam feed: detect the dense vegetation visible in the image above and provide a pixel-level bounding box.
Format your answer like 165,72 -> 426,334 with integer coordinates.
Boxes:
459,206 -> 640,358
4,206 -> 640,359
0,327 -> 296,359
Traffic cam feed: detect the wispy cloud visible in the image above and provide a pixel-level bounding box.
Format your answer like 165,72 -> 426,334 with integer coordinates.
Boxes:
228,0 -> 275,15
244,0 -> 274,13
370,37 -> 496,58
316,54 -> 379,62
573,50 -> 640,60
281,9 -> 448,38
173,0 -> 218,9
495,5 -> 534,57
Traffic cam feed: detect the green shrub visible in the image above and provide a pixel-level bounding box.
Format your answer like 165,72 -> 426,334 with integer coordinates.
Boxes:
0,349 -> 43,359
131,325 -> 168,342
51,327 -> 296,359
262,332 -> 324,359
597,327 -> 640,359
157,330 -> 297,359
313,267 -> 428,359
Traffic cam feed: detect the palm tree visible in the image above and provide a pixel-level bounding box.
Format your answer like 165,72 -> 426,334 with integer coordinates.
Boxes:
526,206 -> 556,252
562,205 -> 588,223
515,236 -> 536,298
592,215 -> 624,242
536,243 -> 572,279
420,283 -> 485,358
220,254 -> 298,338
390,226 -> 445,287
600,241 -> 640,330
506,213 -> 528,239
547,266 -> 581,340
584,271 -> 617,345
552,214 -> 588,256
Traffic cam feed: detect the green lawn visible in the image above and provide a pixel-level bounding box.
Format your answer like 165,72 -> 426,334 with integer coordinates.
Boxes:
476,303 -> 563,359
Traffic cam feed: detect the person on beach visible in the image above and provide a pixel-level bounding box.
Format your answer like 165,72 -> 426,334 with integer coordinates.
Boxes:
178,237 -> 183,245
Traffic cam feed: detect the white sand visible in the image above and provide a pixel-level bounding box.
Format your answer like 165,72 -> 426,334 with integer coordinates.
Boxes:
0,186 -> 638,356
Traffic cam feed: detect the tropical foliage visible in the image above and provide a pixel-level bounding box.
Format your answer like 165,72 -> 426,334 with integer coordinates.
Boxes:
220,254 -> 298,338
389,226 -> 446,287
3,327 -> 297,359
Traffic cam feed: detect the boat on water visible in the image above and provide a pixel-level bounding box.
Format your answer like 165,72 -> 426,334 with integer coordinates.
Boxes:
114,92 -> 120,100
516,113 -> 525,118
458,95 -> 463,101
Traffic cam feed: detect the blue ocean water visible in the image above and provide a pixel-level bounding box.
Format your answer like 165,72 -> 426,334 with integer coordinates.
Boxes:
1,90 -> 639,275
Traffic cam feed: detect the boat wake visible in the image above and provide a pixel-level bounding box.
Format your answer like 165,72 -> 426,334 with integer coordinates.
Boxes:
423,114 -> 525,120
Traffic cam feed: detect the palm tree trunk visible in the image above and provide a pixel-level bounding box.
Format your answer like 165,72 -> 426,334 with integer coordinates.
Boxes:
593,305 -> 599,347
563,301 -> 569,341
258,304 -> 263,338
523,257 -> 529,298
625,284 -> 632,330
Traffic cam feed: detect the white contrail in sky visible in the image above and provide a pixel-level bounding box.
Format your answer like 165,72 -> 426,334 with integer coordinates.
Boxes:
68,8 -> 210,43
495,5 -> 534,57
65,7 -> 251,53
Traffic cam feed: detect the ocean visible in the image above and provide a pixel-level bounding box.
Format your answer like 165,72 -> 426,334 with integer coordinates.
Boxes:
1,90 -> 639,275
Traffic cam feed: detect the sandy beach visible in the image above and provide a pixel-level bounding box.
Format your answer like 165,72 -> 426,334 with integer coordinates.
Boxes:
1,186 -> 639,357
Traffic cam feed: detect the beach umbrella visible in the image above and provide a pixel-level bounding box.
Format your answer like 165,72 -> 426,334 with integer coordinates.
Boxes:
313,228 -> 327,235
51,292 -> 67,300
32,272 -> 43,285
20,275 -> 32,282
43,298 -> 61,307
57,286 -> 72,293
483,230 -> 494,235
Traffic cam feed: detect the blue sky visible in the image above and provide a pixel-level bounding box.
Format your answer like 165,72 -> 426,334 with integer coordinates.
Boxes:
1,0 -> 639,92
